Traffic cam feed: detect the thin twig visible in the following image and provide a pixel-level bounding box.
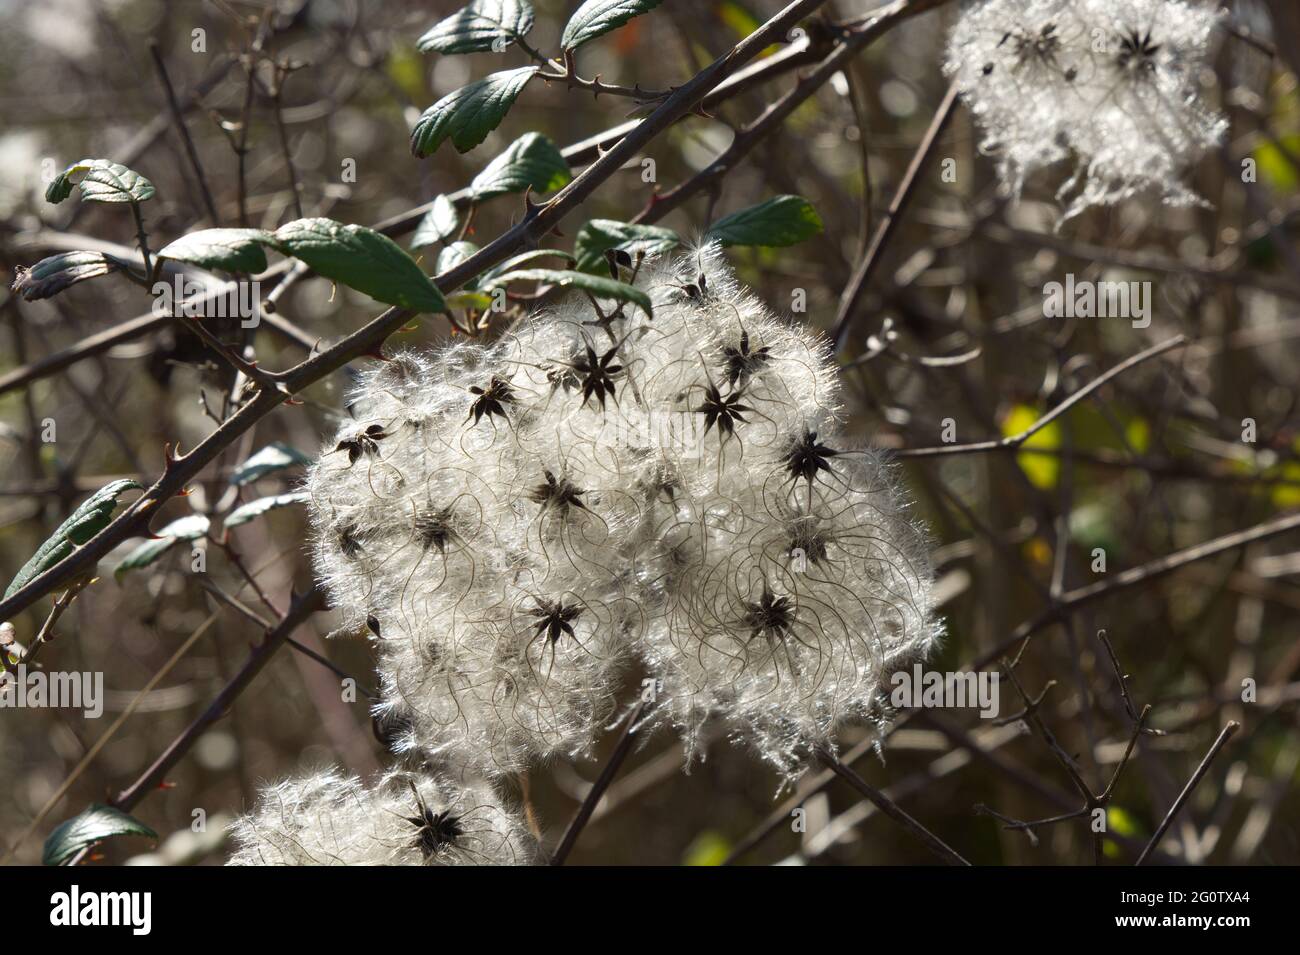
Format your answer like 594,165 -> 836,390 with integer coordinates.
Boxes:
830,79 -> 960,350
128,200 -> 153,284
149,42 -> 219,224
16,578 -> 90,669
893,336 -> 1188,459
823,753 -> 971,865
1135,721 -> 1240,866
116,588 -> 325,812
551,700 -> 651,865
234,16 -> 270,227
197,577 -> 371,698
269,60 -> 305,221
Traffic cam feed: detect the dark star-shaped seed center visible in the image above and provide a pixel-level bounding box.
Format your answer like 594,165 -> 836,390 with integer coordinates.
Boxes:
527,597 -> 584,646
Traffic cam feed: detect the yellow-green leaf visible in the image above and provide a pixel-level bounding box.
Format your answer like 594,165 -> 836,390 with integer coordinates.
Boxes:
1004,403 -> 1060,490
682,830 -> 731,866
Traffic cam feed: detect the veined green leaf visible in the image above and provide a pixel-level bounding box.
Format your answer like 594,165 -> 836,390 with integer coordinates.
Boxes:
110,542 -> 174,576
272,218 -> 446,313
470,132 -> 571,201
573,219 -> 679,272
436,240 -> 482,280
561,0 -> 663,51
705,195 -> 823,248
10,251 -> 127,302
410,67 -> 538,157
417,0 -> 535,54
224,492 -> 310,529
45,159 -> 155,204
480,248 -> 575,284
411,195 -> 461,250
158,228 -> 274,274
114,514 -> 210,578
230,442 -> 312,487
43,805 -> 157,866
482,267 -> 651,314
5,479 -> 142,599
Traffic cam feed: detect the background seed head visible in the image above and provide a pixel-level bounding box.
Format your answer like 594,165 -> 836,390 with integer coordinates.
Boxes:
226,767 -> 535,866
946,0 -> 1227,220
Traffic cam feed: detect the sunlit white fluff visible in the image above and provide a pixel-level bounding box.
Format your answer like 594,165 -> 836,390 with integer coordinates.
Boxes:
306,244 -> 939,783
945,0 -> 1227,219
226,767 -> 534,865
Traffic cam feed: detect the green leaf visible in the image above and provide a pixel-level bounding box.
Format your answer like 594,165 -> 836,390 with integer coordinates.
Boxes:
230,442 -> 313,487
470,132 -> 571,201
682,830 -> 732,866
387,41 -> 427,103
573,219 -> 679,272
561,0 -> 663,51
411,195 -> 461,250
271,218 -> 446,313
417,0 -> 535,54
436,240 -> 482,279
5,479 -> 142,600
410,66 -> 538,157
483,267 -> 651,314
1272,461 -> 1300,510
45,159 -> 156,204
1003,403 -> 1060,490
446,290 -> 495,311
43,804 -> 157,866
224,492 -> 310,529
113,538 -> 179,576
10,251 -> 127,302
158,228 -> 274,273
1254,134 -> 1300,194
1068,502 -> 1120,558
705,195 -> 823,248
479,248 -> 575,284
114,514 -> 210,578
156,514 -> 210,541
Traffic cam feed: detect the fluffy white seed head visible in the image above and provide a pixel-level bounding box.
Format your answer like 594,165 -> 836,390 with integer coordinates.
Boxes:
305,244 -> 939,782
945,0 -> 1227,219
226,767 -> 535,865
638,448 -> 941,776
